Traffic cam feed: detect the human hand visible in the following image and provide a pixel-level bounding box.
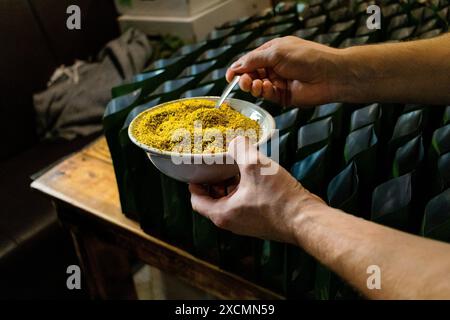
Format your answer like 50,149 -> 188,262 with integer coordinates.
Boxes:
189,136 -> 326,244
226,36 -> 352,106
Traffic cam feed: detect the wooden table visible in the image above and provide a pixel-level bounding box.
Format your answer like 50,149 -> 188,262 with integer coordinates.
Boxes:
31,137 -> 283,300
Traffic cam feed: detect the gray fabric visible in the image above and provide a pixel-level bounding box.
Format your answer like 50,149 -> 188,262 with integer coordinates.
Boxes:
33,28 -> 152,140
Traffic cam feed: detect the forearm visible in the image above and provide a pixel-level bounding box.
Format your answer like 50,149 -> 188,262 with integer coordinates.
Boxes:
291,201 -> 450,299
339,33 -> 450,105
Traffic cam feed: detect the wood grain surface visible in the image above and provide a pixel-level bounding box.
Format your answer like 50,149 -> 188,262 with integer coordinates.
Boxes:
31,137 -> 283,300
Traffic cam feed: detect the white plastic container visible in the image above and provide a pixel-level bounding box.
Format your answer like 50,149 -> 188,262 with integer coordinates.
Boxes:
114,0 -> 222,17
117,0 -> 271,42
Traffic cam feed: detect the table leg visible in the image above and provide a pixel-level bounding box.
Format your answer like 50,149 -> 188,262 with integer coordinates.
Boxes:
69,228 -> 138,300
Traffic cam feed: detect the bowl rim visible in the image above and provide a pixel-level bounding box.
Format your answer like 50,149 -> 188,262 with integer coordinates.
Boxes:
128,96 -> 276,158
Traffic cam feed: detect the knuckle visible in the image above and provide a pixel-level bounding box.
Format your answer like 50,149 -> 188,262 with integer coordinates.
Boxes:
270,47 -> 282,61
284,35 -> 296,41
212,213 -> 230,229
243,52 -> 255,63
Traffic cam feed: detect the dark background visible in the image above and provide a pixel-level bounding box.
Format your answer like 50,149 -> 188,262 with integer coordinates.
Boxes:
0,0 -> 119,160
0,0 -> 119,298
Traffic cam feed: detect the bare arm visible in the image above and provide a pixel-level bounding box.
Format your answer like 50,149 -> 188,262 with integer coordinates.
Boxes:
227,34 -> 450,106
190,137 -> 450,299
340,33 -> 450,105
294,202 -> 450,299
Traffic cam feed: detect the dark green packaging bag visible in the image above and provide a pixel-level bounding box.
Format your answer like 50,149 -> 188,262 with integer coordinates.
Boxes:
427,124 -> 450,197
327,161 -> 360,215
371,172 -> 413,231
256,129 -> 293,293
388,109 -> 424,163
275,108 -> 299,135
389,26 -> 416,41
103,89 -> 142,219
177,59 -> 217,79
315,161 -> 359,300
219,231 -> 256,280
314,263 -> 339,300
344,124 -> 378,215
309,102 -> 343,164
421,188 -> 450,243
112,69 -> 166,99
118,99 -> 164,235
349,103 -> 382,134
195,45 -> 233,65
379,103 -> 404,143
152,76 -> 197,103
339,35 -> 370,48
255,99 -> 282,117
296,116 -> 333,161
112,53 -> 191,99
258,240 -> 286,294
431,124 -> 450,158
222,31 -> 254,47
263,21 -> 299,37
112,40 -> 207,100
392,135 -> 424,178
436,152 -> 450,192
247,34 -> 280,51
160,175 -> 193,250
181,83 -> 215,99
313,32 -> 342,47
192,210 -> 220,264
291,144 -> 329,199
286,145 -> 331,298
292,27 -> 320,41
444,106 -> 450,125
304,14 -> 327,33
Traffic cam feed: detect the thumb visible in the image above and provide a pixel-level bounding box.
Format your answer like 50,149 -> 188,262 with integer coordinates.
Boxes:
189,184 -> 224,219
227,136 -> 265,181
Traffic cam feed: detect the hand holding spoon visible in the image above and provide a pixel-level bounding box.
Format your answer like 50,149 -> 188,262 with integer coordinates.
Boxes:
215,75 -> 241,108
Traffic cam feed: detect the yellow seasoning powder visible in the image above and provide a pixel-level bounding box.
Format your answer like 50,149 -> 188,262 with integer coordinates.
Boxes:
131,99 -> 261,153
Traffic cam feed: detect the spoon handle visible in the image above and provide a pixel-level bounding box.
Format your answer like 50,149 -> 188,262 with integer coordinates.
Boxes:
215,75 -> 241,108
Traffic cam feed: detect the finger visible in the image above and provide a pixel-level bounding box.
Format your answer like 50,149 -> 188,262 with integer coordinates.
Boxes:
226,48 -> 270,82
273,86 -> 291,107
251,79 -> 263,97
272,78 -> 287,90
227,136 -> 261,183
253,38 -> 276,52
239,73 -> 253,92
257,68 -> 267,79
230,49 -> 276,75
262,79 -> 278,103
226,58 -> 244,82
189,184 -> 224,218
226,68 -> 235,82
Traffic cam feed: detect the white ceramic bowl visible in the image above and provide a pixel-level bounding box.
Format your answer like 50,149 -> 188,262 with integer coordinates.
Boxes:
128,96 -> 275,184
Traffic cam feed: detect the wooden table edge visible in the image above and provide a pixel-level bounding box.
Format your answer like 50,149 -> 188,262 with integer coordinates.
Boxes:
30,151 -> 284,300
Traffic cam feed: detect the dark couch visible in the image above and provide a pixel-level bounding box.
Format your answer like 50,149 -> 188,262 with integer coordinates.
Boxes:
0,0 -> 119,298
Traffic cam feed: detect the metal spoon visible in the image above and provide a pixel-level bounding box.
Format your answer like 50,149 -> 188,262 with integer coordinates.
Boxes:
215,75 -> 241,108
